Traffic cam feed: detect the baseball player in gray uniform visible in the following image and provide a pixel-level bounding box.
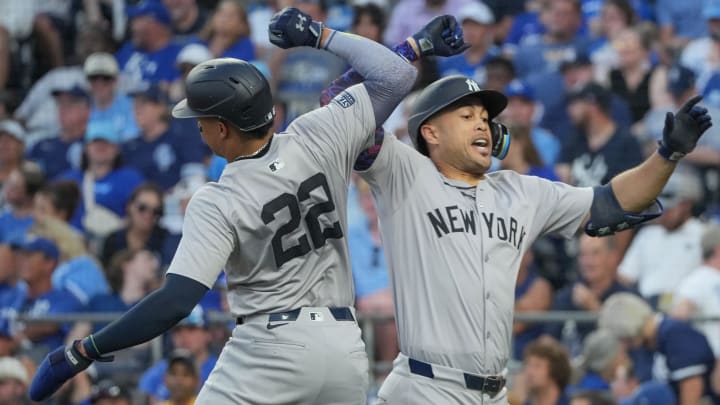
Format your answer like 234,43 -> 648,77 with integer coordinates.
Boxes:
320,63 -> 712,403
27,9 -> 470,405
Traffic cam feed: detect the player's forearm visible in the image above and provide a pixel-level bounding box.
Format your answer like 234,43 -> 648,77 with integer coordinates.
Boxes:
321,28 -> 417,126
609,152 -> 675,212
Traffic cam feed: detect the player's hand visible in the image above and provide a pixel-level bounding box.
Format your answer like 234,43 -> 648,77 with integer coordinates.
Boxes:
29,341 -> 93,401
269,7 -> 323,49
411,15 -> 470,58
659,95 -> 713,161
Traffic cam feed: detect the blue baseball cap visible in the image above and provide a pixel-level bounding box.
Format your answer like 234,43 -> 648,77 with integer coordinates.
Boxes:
85,120 -> 121,144
127,1 -> 171,26
175,305 -> 206,329
704,0 -> 720,19
667,64 -> 695,96
13,236 -> 59,262
504,79 -> 535,102
129,83 -> 170,104
51,84 -> 91,102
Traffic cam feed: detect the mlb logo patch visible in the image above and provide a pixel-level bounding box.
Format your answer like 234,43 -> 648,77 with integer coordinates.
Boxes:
335,92 -> 356,108
310,312 -> 323,321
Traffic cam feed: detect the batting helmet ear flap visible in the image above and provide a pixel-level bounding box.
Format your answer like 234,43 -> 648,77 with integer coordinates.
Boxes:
490,121 -> 510,159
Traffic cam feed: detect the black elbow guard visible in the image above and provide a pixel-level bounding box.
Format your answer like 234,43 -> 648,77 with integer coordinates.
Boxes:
585,184 -> 663,237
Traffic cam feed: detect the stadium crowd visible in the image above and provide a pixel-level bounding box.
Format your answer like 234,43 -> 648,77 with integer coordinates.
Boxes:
0,0 -> 719,403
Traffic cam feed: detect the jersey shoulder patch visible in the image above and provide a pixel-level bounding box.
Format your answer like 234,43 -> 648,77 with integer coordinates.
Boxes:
334,91 -> 356,108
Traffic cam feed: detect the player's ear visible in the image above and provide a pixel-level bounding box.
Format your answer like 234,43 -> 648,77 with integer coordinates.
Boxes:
420,123 -> 440,148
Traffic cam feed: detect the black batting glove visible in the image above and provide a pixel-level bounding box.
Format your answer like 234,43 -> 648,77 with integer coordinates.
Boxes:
269,7 -> 323,49
412,15 -> 470,57
658,95 -> 713,161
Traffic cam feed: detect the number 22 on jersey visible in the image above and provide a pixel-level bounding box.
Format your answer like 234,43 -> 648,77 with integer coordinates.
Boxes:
261,173 -> 344,268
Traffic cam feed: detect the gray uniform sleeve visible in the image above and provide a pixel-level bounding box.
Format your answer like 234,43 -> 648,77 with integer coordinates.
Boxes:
528,177 -> 594,240
166,186 -> 235,288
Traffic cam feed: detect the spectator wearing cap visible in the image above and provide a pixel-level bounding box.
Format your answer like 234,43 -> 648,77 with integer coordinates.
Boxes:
159,349 -> 199,405
0,120 -> 26,208
168,44 -> 213,104
567,330 -> 629,394
0,356 -> 28,405
618,167 -> 706,311
26,85 -> 91,179
90,380 -> 131,405
437,1 -> 499,83
656,0 -> 706,50
116,1 -> 182,91
556,82 -> 643,187
58,120 -> 144,234
599,293 -> 720,404
191,0 -> 255,61
85,52 -> 140,143
383,0 -> 472,46
14,236 -> 83,357
139,305 -> 218,403
501,79 -> 560,167
162,0 -> 209,45
123,84 -> 207,191
520,339 -> 572,405
681,0 -> 720,78
671,223 -> 720,357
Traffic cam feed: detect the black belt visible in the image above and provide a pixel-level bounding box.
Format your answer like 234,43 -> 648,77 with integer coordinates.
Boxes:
236,307 -> 355,325
408,358 -> 505,398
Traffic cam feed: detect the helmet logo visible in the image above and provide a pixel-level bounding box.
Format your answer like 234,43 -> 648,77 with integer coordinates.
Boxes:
296,14 -> 307,31
466,78 -> 480,92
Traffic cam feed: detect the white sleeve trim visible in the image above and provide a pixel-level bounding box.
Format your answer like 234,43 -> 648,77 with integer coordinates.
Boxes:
670,364 -> 707,381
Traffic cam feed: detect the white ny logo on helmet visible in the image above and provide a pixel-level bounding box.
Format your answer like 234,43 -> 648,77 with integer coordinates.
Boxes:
296,14 -> 307,31
466,78 -> 480,92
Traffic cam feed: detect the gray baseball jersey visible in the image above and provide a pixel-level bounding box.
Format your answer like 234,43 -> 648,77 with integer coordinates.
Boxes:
167,85 -> 375,317
361,135 -> 593,375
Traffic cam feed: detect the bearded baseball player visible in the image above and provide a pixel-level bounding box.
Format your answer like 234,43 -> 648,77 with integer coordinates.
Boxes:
28,10 -> 469,405
321,71 -> 712,403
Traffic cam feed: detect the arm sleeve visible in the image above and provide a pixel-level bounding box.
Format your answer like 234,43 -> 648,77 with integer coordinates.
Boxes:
91,273 -> 208,354
529,177 -> 594,240
664,326 -> 712,381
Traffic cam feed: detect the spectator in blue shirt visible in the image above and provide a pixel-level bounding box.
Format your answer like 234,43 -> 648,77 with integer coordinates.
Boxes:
84,52 -> 140,142
59,120 -> 144,232
437,1 -> 499,83
123,84 -> 204,191
600,293 -> 720,405
116,1 -> 182,90
567,330 -> 629,394
27,85 -> 90,179
191,0 -> 255,61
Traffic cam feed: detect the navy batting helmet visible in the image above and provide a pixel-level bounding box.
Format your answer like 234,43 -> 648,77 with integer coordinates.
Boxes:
408,75 -> 509,158
172,58 -> 275,132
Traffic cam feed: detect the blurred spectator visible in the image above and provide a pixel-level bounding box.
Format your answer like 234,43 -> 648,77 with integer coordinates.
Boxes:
656,0 -> 706,50
14,236 -> 82,360
0,161 -> 43,245
599,293 -> 720,404
101,183 -> 174,268
247,0 -> 281,61
544,235 -> 635,343
499,124 -> 557,180
123,84 -> 203,191
163,0 -> 209,44
513,0 -> 589,79
680,0 -> 720,77
522,339 -> 572,405
512,248 -> 553,360
568,390 -> 615,405
168,43 -> 213,104
13,24 -> 113,141
0,356 -> 28,405
643,64 -> 720,167
607,27 -> 657,127
159,349 -> 199,405
555,82 -> 643,187
481,0 -> 525,45
352,3 -> 387,43
484,56 -> 516,92
272,0 -> 347,126
32,180 -> 80,224
348,178 -> 397,379
194,0 -> 255,61
501,80 -> 560,167
89,380 -> 131,405
568,330 -> 629,394
58,120 -> 144,235
437,1 -> 498,83
502,0 -> 550,56
139,305 -> 218,404
383,0 -> 472,45
26,85 -> 90,179
116,1 -> 182,91
618,167 -> 706,310
0,120 -> 27,210
84,52 -> 140,143
611,363 -> 676,404
0,0 -> 37,92
589,0 -> 637,83
671,223 -> 720,356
